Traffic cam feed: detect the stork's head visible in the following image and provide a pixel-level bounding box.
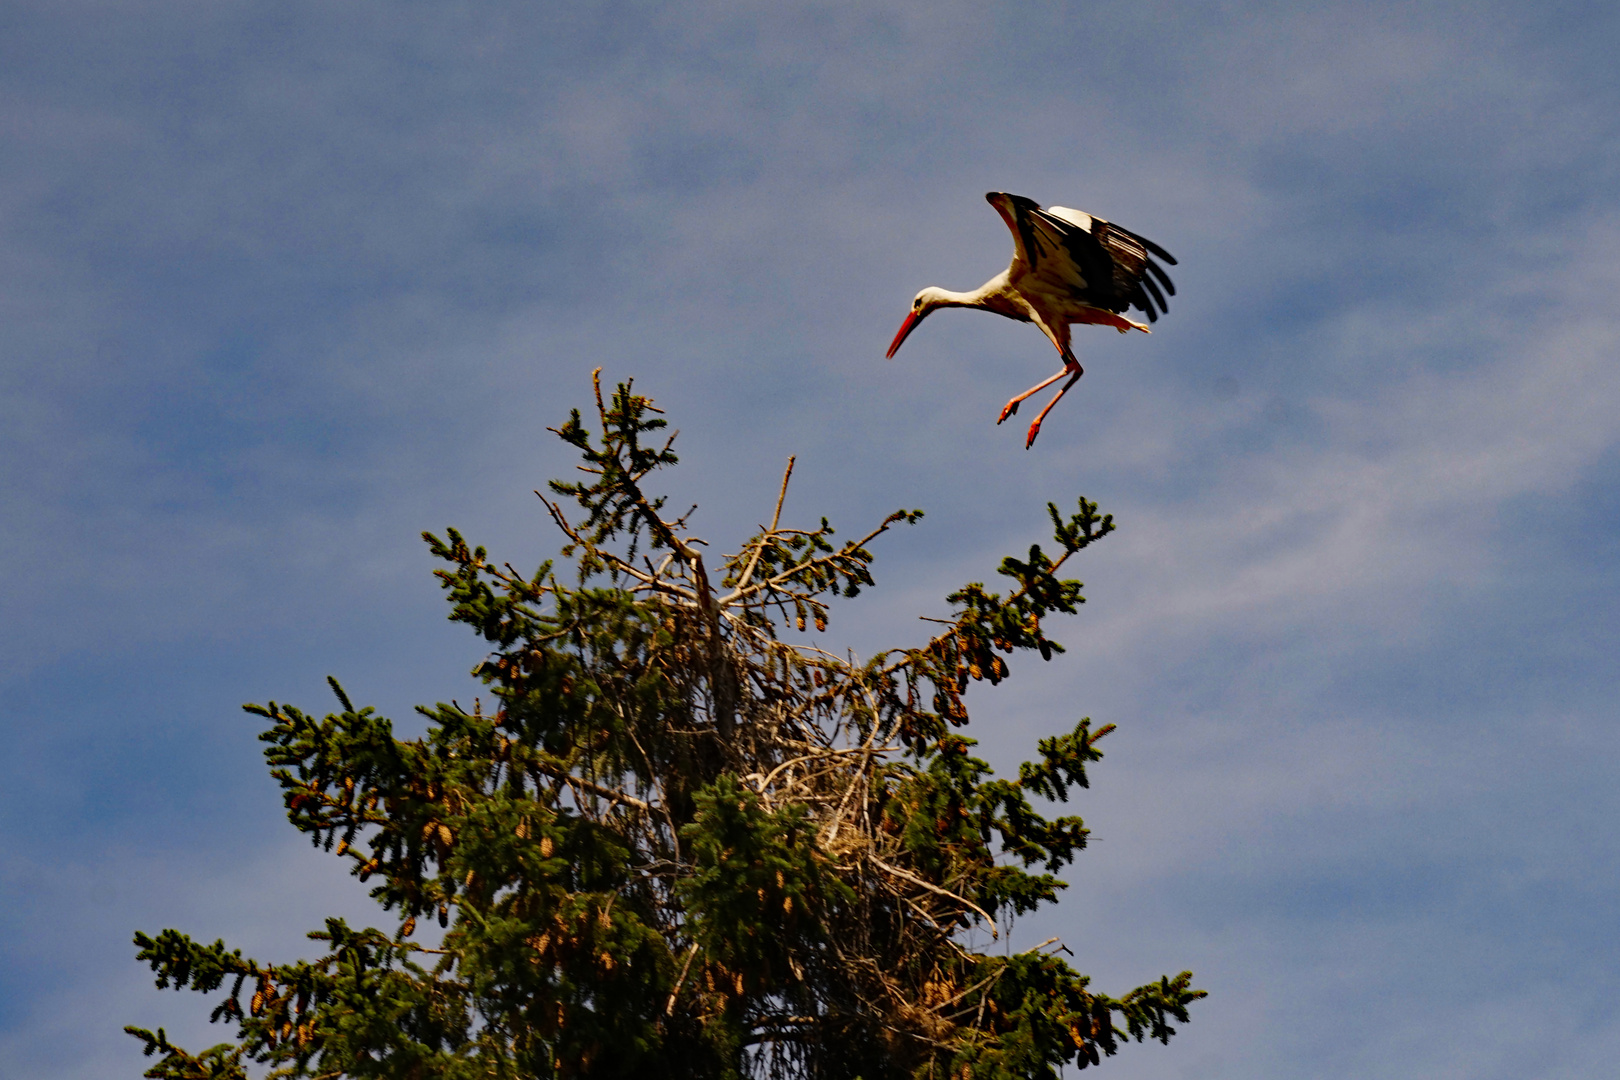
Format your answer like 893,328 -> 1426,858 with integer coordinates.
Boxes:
886,287 -> 952,358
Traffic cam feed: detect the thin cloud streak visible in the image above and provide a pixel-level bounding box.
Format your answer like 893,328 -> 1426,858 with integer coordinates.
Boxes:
1090,218 -> 1620,654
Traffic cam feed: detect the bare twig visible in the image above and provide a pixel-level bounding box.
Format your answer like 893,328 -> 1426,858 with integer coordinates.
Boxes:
754,745 -> 890,798
526,761 -> 650,812
870,857 -> 999,941
820,683 -> 890,847
665,943 -> 701,1015
726,456 -> 796,598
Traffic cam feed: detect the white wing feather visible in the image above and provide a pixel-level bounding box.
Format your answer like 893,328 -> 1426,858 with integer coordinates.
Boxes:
1045,206 -> 1094,231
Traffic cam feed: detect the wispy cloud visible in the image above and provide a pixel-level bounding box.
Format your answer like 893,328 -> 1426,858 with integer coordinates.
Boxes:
3,2 -> 1619,1076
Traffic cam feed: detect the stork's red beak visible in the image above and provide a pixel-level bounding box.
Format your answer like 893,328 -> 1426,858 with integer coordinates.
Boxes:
886,309 -> 925,358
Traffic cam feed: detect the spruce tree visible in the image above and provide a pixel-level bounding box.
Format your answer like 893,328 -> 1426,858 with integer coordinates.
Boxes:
128,372 -> 1204,1079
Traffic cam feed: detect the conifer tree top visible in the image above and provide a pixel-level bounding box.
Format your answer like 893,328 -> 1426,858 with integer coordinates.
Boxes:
128,372 -> 1203,1079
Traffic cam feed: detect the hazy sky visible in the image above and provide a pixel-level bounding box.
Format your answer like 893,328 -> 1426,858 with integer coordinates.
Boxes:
3,2 -> 1618,1077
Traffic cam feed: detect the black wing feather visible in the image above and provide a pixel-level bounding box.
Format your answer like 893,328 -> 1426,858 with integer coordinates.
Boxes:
1096,221 -> 1176,320
1052,222 -> 1117,299
1120,226 -> 1177,266
1142,238 -> 1177,265
1135,284 -> 1160,322
1144,258 -> 1176,296
1004,194 -> 1179,321
1139,271 -> 1168,315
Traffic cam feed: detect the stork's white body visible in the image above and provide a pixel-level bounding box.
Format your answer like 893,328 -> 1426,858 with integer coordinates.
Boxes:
887,192 -> 1176,447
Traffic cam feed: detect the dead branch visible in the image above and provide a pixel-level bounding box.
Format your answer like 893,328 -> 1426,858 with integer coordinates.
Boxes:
869,856 -> 999,941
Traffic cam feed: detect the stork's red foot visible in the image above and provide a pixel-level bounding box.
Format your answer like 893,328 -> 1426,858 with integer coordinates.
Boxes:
997,399 -> 1020,424
1025,419 -> 1043,449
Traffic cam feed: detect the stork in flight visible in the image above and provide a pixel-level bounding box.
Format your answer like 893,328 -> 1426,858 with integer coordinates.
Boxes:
886,191 -> 1177,448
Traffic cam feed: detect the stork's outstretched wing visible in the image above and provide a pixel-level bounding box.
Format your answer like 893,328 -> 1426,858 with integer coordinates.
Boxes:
991,193 -> 1178,322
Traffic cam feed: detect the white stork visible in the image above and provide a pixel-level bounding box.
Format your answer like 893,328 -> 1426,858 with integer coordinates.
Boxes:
886,191 -> 1177,448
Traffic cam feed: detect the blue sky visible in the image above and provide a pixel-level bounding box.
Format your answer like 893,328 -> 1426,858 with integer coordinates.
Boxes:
3,1 -> 1619,1076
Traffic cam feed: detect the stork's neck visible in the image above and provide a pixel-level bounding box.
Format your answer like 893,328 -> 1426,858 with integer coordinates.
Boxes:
927,273 -> 1025,319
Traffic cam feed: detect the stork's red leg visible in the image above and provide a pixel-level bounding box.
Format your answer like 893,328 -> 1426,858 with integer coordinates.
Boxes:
998,361 -> 1083,425
1024,367 -> 1084,449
